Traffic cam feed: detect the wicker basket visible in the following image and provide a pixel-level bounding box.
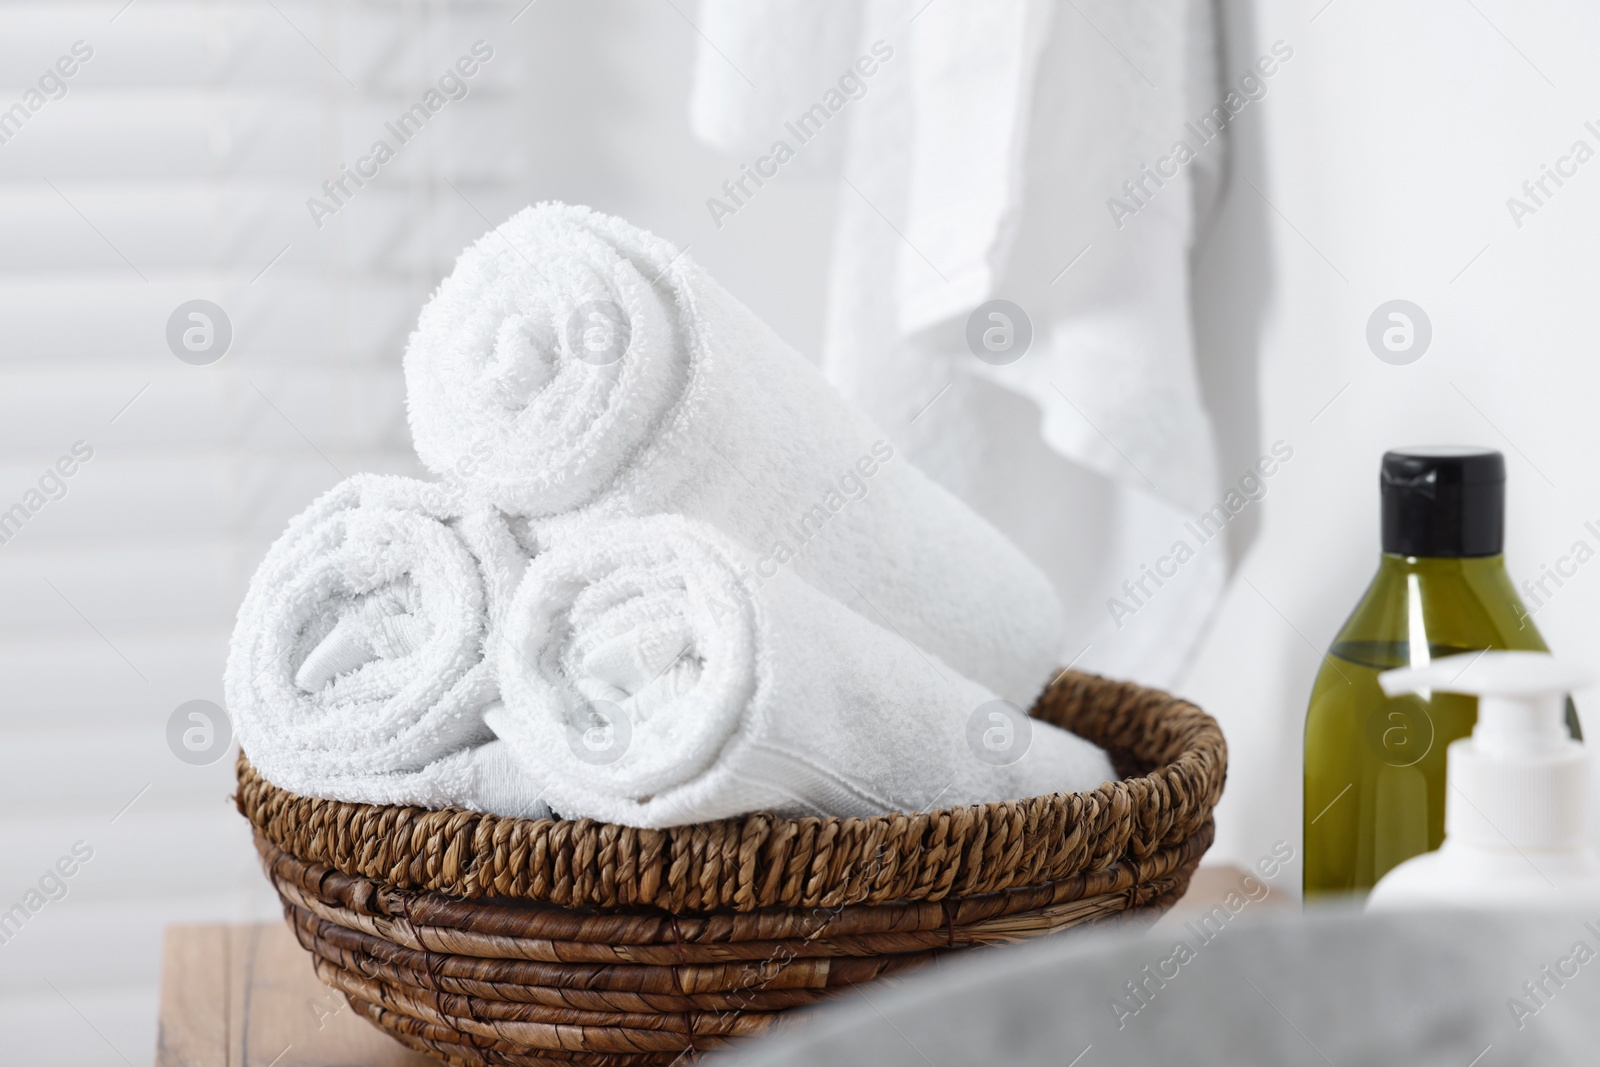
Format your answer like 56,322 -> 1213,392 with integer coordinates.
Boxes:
237,669 -> 1225,1066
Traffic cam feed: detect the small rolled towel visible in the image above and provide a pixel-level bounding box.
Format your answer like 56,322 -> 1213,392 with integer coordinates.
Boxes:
487,515 -> 1113,828
404,202 -> 1064,707
226,473 -> 548,817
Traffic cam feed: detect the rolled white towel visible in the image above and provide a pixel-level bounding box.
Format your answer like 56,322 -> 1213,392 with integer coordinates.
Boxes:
404,202 -> 1065,707
487,515 -> 1113,828
226,474 -> 548,817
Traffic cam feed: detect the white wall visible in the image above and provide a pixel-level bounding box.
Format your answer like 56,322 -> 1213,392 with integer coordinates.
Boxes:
1182,0 -> 1600,875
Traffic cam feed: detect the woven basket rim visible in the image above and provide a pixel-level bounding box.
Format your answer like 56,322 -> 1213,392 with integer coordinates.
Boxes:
236,668 -> 1227,913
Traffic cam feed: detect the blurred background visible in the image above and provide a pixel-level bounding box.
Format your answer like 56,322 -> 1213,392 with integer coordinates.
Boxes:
2,0 -> 1599,1061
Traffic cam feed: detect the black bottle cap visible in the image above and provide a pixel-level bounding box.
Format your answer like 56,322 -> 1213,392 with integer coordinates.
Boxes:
1381,447 -> 1504,557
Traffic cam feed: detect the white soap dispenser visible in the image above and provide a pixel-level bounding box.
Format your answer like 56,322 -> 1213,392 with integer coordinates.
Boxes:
1367,651 -> 1600,910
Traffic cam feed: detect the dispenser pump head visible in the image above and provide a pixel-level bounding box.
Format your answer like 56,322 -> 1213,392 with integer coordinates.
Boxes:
1380,651 -> 1591,850
1379,651 -> 1589,757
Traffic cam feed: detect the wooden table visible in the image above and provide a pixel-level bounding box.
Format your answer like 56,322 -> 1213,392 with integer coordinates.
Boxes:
155,921 -> 435,1067
156,865 -> 1280,1066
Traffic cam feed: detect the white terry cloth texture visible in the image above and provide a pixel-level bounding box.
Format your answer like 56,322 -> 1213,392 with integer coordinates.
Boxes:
226,473 -> 549,817
689,0 -> 1227,687
403,201 -> 1066,708
487,515 -> 1114,828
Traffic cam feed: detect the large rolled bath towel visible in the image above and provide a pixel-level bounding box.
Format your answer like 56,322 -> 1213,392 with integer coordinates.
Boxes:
226,474 -> 548,816
487,515 -> 1113,828
404,202 -> 1065,707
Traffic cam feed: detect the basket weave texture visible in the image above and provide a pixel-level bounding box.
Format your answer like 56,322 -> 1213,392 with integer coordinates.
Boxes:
238,669 -> 1225,1066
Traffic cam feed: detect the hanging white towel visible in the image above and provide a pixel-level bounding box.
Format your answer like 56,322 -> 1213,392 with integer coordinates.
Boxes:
690,0 -> 1229,686
688,0 -> 863,178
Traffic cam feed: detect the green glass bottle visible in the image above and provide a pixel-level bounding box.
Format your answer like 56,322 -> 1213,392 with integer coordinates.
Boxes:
1303,448 -> 1581,900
